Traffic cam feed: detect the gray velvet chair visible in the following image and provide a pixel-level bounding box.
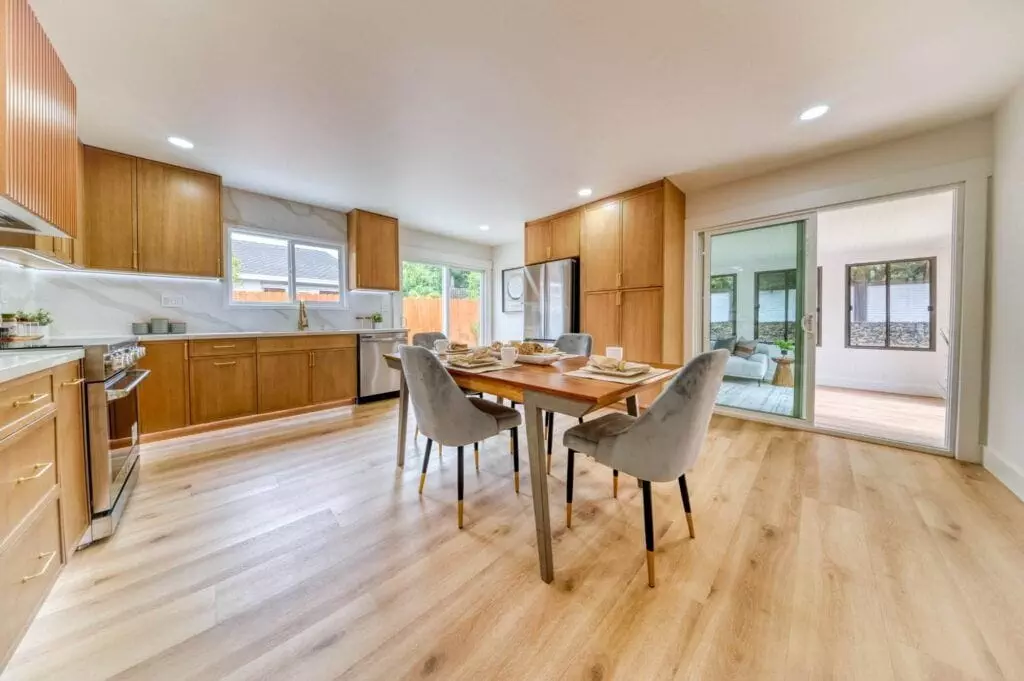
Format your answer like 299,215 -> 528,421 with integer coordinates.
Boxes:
410,331 -> 483,463
399,345 -> 523,528
560,349 -> 728,587
543,333 -> 594,473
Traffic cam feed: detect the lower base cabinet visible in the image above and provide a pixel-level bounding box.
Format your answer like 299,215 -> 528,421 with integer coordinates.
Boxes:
138,341 -> 190,434
311,348 -> 357,403
258,351 -> 312,413
190,355 -> 258,425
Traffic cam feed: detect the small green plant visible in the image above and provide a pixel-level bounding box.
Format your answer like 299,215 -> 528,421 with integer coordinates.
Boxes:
370,312 -> 384,323
32,309 -> 54,326
1,312 -> 15,322
775,339 -> 795,356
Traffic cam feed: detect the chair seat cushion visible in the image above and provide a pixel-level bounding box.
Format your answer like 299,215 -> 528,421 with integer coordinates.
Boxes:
563,412 -> 637,455
468,397 -> 523,431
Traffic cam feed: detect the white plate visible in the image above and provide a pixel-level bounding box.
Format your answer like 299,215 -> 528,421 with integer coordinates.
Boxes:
515,353 -> 563,365
448,357 -> 500,368
584,363 -> 651,377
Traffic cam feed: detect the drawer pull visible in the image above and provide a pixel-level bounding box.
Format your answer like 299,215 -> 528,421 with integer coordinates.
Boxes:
13,393 -> 49,407
21,551 -> 57,583
213,361 -> 237,367
17,462 -> 53,483
61,378 -> 86,387
212,344 -> 236,349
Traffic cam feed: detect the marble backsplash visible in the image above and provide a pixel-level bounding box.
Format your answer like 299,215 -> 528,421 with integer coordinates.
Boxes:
0,187 -> 397,336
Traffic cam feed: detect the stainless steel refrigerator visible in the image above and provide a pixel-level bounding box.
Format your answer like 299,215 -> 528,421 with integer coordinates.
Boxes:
524,258 -> 579,342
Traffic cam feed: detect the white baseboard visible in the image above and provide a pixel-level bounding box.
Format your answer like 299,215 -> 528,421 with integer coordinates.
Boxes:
983,445 -> 1024,502
815,376 -> 944,398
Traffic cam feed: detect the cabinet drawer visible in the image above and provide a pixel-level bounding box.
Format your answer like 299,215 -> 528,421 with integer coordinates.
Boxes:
0,413 -> 58,549
257,335 -> 356,354
0,372 -> 54,440
189,338 -> 257,357
0,499 -> 62,667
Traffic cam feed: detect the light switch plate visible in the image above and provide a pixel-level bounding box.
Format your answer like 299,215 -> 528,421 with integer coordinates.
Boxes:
161,294 -> 185,308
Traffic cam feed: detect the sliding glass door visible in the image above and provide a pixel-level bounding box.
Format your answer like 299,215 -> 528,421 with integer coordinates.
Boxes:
702,218 -> 816,422
402,261 -> 485,345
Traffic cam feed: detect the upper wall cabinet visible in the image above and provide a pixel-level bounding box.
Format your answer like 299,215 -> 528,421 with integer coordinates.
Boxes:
347,209 -> 399,291
524,209 -> 581,265
0,0 -> 78,237
82,147 -> 223,277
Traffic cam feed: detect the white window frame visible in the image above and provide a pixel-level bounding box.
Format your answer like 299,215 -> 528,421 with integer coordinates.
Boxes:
400,259 -> 489,345
224,225 -> 348,309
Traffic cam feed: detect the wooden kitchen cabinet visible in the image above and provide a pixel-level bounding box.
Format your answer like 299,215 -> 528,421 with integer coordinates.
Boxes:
53,362 -> 88,556
347,209 -> 399,291
524,219 -> 551,265
621,189 -> 664,289
138,341 -> 190,434
620,288 -> 664,364
83,146 -> 136,271
583,291 -> 620,357
258,351 -> 311,413
137,159 -> 222,277
581,201 -> 622,292
189,356 -> 257,425
310,348 -> 357,403
549,210 -> 581,261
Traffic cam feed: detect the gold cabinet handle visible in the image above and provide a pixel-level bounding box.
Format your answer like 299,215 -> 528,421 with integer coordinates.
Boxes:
13,393 -> 48,407
61,378 -> 85,387
21,551 -> 57,583
616,291 -> 621,306
212,344 -> 236,349
617,272 -> 622,287
310,353 -> 316,368
17,462 -> 53,483
213,361 -> 237,367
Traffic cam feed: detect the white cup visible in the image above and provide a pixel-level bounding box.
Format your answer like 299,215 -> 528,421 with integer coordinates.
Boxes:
606,346 -> 624,361
500,346 -> 519,366
434,339 -> 450,354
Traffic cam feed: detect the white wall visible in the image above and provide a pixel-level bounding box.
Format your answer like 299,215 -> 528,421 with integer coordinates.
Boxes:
0,188 -> 491,337
491,240 -> 525,341
985,82 -> 1024,499
816,192 -> 953,397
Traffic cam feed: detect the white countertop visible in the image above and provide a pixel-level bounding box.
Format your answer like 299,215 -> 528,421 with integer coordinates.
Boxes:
137,328 -> 408,341
0,349 -> 85,383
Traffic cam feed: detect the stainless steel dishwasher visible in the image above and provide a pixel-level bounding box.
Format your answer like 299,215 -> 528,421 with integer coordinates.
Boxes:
358,331 -> 408,402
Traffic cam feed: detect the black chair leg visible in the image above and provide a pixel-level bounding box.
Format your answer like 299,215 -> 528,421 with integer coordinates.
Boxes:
566,449 -> 575,527
546,411 -> 554,473
511,427 -> 520,494
457,446 -> 465,529
679,474 -> 695,538
419,439 -> 433,494
613,469 -> 619,498
642,480 -> 655,587
474,442 -> 480,471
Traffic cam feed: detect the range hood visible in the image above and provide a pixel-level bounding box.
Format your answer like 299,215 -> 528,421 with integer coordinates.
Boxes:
0,198 -> 80,270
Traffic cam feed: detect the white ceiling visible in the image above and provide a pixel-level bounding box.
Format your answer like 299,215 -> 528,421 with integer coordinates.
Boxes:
31,0 -> 1024,245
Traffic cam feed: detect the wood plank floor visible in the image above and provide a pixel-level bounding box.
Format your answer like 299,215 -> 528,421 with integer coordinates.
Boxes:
815,385 -> 947,448
4,400 -> 1024,680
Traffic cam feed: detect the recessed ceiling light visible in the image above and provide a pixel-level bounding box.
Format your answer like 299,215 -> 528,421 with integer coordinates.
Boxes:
479,224 -> 490,231
167,136 -> 194,149
578,188 -> 593,197
799,105 -> 829,121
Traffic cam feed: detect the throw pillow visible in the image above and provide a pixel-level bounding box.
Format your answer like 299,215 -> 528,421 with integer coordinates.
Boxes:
734,339 -> 757,359
713,336 -> 737,353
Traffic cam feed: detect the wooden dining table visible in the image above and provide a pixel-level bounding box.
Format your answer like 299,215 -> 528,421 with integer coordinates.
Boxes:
382,352 -> 682,584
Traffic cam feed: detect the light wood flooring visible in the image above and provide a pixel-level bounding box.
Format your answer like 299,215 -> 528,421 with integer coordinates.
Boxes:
815,385 -> 947,448
4,400 -> 1023,680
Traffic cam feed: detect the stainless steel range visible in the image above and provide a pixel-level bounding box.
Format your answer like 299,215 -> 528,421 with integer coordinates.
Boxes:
0,336 -> 149,543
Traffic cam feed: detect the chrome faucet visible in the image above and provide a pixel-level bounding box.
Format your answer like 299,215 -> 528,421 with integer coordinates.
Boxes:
297,300 -> 309,331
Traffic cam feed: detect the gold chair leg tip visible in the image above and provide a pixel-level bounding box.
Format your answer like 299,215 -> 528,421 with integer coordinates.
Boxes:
686,512 -> 695,538
647,551 -> 656,588
566,503 -> 572,528
514,472 -> 520,494
457,501 -> 464,529
418,474 -> 426,495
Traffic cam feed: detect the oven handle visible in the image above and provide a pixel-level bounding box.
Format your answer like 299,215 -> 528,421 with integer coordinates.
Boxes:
105,369 -> 151,403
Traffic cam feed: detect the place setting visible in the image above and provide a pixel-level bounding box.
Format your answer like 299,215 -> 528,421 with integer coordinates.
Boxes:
565,346 -> 678,384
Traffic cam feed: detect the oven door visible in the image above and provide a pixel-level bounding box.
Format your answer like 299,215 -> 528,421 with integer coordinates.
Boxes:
88,369 -> 150,516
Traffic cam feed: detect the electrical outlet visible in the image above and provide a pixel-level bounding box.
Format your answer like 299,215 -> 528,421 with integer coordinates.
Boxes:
161,294 -> 185,308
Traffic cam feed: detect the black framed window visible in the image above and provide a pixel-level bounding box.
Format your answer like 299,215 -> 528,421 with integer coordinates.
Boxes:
709,273 -> 737,341
845,257 -> 935,350
754,269 -> 797,342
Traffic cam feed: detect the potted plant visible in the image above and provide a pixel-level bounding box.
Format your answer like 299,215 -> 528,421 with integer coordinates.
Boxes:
0,312 -> 15,340
774,339 -> 795,357
32,309 -> 54,339
15,310 -> 31,337
370,312 -> 384,330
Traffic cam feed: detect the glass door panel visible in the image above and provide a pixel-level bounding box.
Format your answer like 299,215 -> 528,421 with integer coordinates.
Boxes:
402,262 -> 443,341
447,267 -> 483,346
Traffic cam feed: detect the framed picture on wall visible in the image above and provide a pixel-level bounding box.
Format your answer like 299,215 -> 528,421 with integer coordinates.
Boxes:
502,267 -> 524,313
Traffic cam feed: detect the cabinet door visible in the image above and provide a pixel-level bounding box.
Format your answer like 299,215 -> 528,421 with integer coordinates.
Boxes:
621,189 -> 664,289
138,341 -> 189,434
583,291 -> 620,357
550,210 -> 581,260
83,146 -> 136,271
311,348 -> 357,403
349,210 -> 400,290
54,361 -> 88,556
190,356 -> 257,425
524,220 -> 551,264
137,159 -> 222,277
581,201 -> 621,291
620,288 -> 663,364
258,351 -> 311,413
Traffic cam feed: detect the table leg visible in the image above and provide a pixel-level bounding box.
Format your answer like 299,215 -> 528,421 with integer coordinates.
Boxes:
626,394 -> 639,417
524,391 -> 554,583
396,372 -> 409,468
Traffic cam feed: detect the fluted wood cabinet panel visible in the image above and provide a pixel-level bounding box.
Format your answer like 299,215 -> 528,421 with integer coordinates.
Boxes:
0,0 -> 78,236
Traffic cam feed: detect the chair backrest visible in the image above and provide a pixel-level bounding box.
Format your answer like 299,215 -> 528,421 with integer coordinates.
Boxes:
412,331 -> 448,349
554,333 -> 593,357
610,349 -> 729,482
398,345 -> 499,446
